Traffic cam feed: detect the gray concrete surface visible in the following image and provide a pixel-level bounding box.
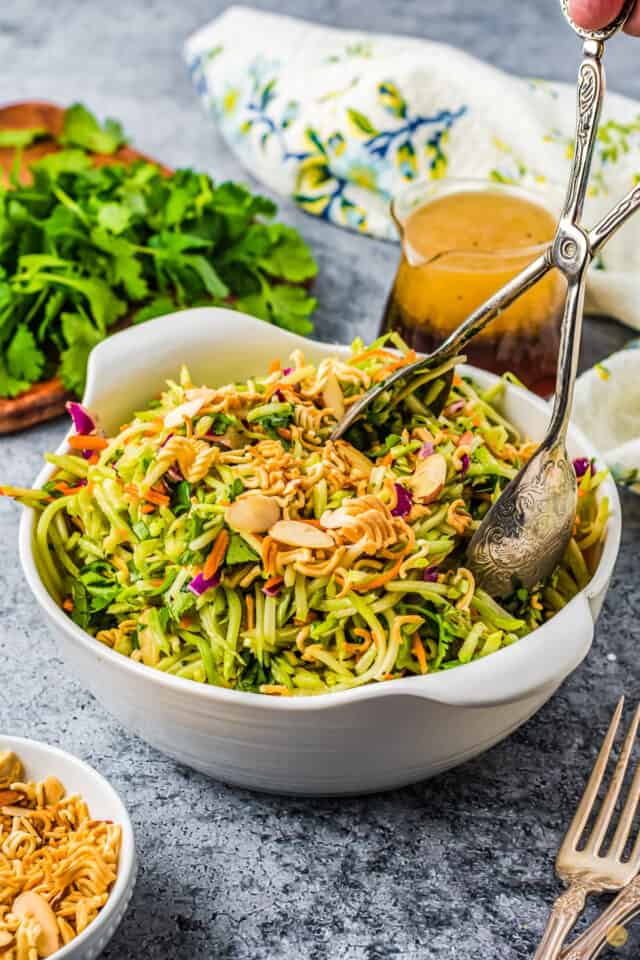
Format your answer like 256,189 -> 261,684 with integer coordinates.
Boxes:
1,1 -> 640,957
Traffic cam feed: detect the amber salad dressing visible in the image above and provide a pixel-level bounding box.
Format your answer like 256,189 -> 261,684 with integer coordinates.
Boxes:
382,186 -> 566,395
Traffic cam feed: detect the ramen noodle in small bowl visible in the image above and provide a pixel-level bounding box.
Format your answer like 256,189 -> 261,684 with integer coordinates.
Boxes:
0,738 -> 135,960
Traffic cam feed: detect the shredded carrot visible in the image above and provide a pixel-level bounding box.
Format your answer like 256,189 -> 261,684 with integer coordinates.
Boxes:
144,487 -> 170,507
140,504 -> 156,514
62,598 -> 74,612
262,381 -> 287,401
180,616 -> 193,629
68,435 -> 108,451
412,635 -> 428,674
123,484 -> 140,499
87,453 -> 99,465
264,576 -> 284,592
246,595 -> 255,631
453,374 -> 463,388
353,555 -> 403,593
203,529 -> 230,580
380,452 -> 394,467
372,349 -> 418,382
350,347 -> 397,365
268,358 -> 281,375
149,578 -> 164,587
54,482 -> 81,496
457,431 -> 474,447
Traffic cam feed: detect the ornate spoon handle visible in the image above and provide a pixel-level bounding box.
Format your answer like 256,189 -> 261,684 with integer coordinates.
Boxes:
560,877 -> 640,960
590,183 -> 640,254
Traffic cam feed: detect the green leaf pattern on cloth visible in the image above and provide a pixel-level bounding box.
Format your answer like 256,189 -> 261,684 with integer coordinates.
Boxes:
574,339 -> 640,495
186,7 -> 640,331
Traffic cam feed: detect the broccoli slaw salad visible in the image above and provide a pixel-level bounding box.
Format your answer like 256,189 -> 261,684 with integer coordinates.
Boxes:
3,336 -> 609,697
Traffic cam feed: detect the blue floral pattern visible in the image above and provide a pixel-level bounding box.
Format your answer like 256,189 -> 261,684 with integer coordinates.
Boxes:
186,45 -> 466,238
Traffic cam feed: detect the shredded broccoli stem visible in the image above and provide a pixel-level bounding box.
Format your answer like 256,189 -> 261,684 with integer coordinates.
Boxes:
9,340 -> 608,695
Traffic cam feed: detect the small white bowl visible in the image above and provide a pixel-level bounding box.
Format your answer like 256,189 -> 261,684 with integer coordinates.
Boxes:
0,736 -> 136,960
18,309 -> 622,795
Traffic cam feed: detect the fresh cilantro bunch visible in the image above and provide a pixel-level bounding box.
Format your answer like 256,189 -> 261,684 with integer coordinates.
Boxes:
0,104 -> 318,399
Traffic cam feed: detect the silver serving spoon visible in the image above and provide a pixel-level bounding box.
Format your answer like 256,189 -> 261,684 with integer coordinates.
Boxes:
468,1 -> 635,597
331,0 -> 639,596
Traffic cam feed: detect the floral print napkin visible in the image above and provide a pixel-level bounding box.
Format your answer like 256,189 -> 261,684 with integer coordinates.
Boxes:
185,6 -> 640,489
573,340 -> 640,494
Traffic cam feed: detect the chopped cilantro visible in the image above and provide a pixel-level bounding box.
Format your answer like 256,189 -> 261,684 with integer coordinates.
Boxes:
225,478 -> 244,502
0,127 -> 51,148
171,481 -> 192,516
212,413 -> 235,435
225,533 -> 260,565
0,103 -> 318,400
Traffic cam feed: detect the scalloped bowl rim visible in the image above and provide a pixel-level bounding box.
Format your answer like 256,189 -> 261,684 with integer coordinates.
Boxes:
18,308 -> 622,713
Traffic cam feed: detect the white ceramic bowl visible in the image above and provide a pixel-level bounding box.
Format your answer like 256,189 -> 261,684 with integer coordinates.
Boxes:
19,309 -> 621,795
0,736 -> 136,958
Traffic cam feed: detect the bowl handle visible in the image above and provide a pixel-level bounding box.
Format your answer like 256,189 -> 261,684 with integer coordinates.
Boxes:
82,307 -> 322,430
396,594 -> 594,709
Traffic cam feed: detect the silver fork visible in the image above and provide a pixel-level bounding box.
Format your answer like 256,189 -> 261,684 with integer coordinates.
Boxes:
534,698 -> 640,960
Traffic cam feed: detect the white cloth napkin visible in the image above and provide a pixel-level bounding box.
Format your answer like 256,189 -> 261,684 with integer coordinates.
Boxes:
185,7 -> 640,491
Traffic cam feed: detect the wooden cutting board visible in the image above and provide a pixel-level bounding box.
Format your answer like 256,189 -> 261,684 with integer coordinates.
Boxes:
0,101 -> 169,434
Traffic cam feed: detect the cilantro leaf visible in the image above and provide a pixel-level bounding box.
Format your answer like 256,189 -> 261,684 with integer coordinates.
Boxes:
6,325 -> 46,382
61,103 -> 127,154
0,127 -> 51,148
266,285 -> 317,335
58,312 -> 103,394
225,478 -> 245,502
133,296 -> 176,325
31,149 -> 92,177
0,104 -> 318,401
0,357 -> 31,398
225,533 -> 260,565
258,225 -> 318,282
212,413 -> 235,435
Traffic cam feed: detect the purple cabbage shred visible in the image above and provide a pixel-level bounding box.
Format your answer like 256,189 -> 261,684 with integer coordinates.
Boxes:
391,483 -> 413,518
188,571 -> 221,597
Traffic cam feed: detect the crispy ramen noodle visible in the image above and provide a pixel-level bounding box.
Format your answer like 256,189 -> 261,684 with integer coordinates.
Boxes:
0,752 -> 121,959
0,335 -> 609,695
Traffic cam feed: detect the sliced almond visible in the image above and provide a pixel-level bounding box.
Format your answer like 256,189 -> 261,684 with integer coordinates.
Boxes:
0,750 -> 23,787
13,892 -> 60,957
0,789 -> 25,806
226,495 -> 281,534
319,507 -> 352,530
321,372 -> 345,419
42,776 -> 65,805
0,931 -> 14,948
337,442 -> 373,476
409,453 -> 447,504
270,520 -> 334,549
164,396 -> 206,429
